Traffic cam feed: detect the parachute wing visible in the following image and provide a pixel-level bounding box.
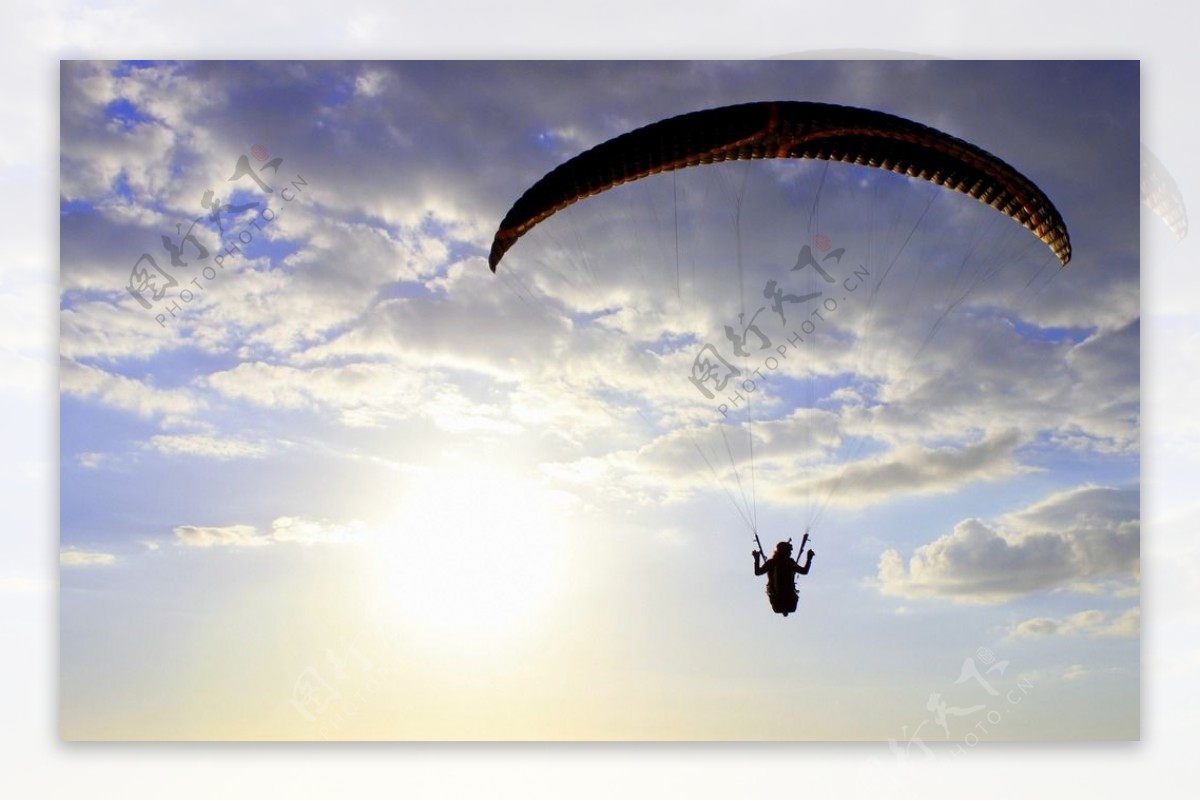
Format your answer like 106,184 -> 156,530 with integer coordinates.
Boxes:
489,101 -> 1071,271
1141,144 -> 1188,240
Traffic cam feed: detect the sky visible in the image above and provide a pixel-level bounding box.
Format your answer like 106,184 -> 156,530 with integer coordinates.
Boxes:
57,60 -> 1140,741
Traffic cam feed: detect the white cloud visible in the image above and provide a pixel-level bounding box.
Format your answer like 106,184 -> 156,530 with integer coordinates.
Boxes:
76,452 -> 108,469
266,517 -> 365,546
1063,664 -> 1089,681
172,518 -> 364,549
60,549 -> 116,567
836,316 -> 1139,457
57,60 -> 1138,496
204,360 -> 433,427
542,406 -> 845,507
60,98 -> 179,202
60,358 -> 202,420
57,62 -> 1140,598
778,429 -> 1023,507
876,485 -> 1139,603
354,69 -> 387,98
172,524 -> 266,548
61,300 -> 198,363
1009,607 -> 1140,639
145,434 -> 270,460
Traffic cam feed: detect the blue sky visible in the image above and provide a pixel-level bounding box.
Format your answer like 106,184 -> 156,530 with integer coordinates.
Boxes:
58,60 -> 1139,740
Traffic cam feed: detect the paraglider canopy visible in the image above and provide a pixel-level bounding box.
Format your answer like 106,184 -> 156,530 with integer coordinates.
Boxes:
489,101 -> 1071,272
486,98 -> 1074,609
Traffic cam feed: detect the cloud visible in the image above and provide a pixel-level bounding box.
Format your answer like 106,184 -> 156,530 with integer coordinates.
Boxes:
60,549 -> 117,567
60,358 -> 202,421
60,301 -> 192,363
541,406 -> 845,508
57,62 -> 1140,591
172,524 -> 265,548
876,485 -> 1139,603
76,452 -> 108,469
1009,607 -> 1140,639
145,434 -> 270,460
57,63 -> 1140,496
778,429 -> 1023,507
354,69 -> 387,98
267,517 -> 365,546
1063,664 -> 1089,681
172,517 -> 363,549
203,360 -> 451,428
60,62 -> 184,204
836,316 -> 1139,457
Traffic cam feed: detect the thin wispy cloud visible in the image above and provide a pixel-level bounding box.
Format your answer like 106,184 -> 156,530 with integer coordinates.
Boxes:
60,549 -> 116,567
1009,607 -> 1140,639
172,517 -> 364,549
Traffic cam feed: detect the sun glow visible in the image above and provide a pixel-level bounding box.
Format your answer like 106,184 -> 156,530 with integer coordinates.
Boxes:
369,463 -> 570,639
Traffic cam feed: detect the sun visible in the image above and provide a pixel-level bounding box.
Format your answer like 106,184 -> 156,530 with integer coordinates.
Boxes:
368,462 -> 569,640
